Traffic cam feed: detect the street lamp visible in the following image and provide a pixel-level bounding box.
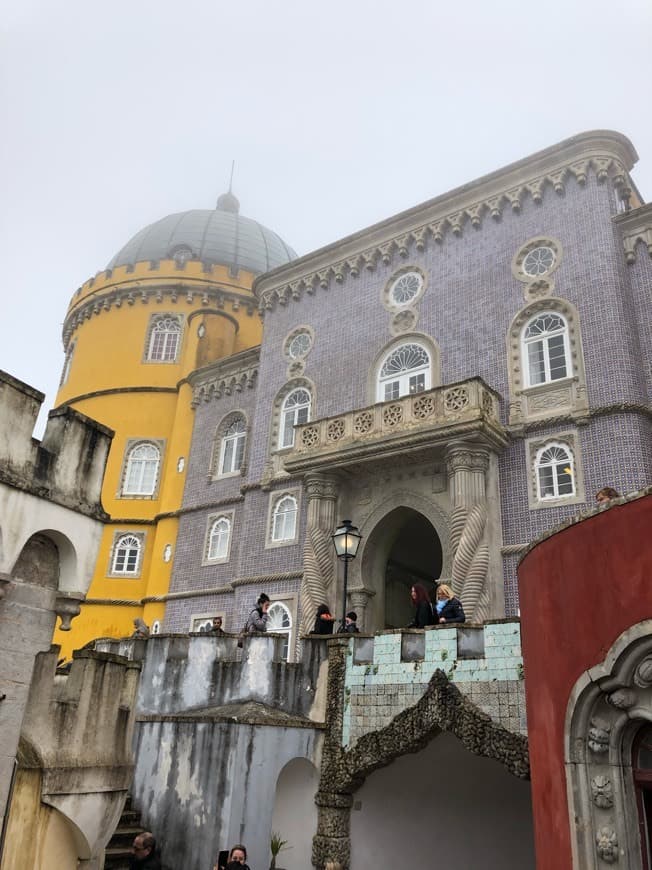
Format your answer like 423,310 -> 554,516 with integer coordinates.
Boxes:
332,519 -> 362,633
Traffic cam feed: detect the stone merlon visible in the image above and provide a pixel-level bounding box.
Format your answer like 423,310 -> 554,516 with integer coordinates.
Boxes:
0,370 -> 113,519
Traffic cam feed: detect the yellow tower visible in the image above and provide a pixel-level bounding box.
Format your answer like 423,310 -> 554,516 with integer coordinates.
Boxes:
54,192 -> 295,657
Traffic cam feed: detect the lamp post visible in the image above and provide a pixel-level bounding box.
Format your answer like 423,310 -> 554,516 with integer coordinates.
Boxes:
332,519 -> 362,633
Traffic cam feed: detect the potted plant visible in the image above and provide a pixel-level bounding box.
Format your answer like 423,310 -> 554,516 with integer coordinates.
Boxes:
269,831 -> 289,870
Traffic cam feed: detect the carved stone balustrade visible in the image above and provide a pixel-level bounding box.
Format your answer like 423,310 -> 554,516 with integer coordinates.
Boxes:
283,378 -> 507,474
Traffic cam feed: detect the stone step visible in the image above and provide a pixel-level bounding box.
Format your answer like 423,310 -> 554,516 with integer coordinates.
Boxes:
104,845 -> 132,870
110,824 -> 143,849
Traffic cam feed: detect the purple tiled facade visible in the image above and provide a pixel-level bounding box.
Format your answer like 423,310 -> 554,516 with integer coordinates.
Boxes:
164,132 -> 652,638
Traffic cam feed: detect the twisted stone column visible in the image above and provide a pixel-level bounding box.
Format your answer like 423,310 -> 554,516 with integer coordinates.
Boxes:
446,444 -> 491,621
300,473 -> 339,635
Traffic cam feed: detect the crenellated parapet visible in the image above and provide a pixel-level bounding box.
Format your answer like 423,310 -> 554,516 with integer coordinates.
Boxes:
342,620 -> 525,747
255,130 -> 638,314
8,646 -> 141,868
62,259 -> 260,347
0,370 -> 112,519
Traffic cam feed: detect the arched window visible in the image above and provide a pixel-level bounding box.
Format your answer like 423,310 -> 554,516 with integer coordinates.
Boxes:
123,442 -> 161,496
535,442 -> 575,500
267,601 -> 292,661
111,534 -> 142,575
280,389 -> 311,449
207,516 -> 231,561
218,417 -> 247,475
272,495 -> 298,542
147,316 -> 182,362
522,313 -> 569,387
377,342 -> 431,402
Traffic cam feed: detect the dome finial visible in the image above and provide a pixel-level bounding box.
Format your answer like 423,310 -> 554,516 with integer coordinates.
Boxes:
217,160 -> 240,213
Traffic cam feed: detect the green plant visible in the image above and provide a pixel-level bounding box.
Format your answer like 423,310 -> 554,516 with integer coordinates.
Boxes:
270,831 -> 289,870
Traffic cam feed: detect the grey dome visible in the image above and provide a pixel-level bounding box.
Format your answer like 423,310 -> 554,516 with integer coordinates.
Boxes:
107,195 -> 296,274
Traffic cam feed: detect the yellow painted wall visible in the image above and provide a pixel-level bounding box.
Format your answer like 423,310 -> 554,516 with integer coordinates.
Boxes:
53,259 -> 263,658
1,770 -> 79,870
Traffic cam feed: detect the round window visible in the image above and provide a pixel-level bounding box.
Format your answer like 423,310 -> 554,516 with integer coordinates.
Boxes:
523,246 -> 556,277
390,271 -> 423,306
287,331 -> 312,359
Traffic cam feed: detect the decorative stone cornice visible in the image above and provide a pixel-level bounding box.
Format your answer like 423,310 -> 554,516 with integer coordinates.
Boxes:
188,346 -> 260,407
63,281 -> 258,347
614,202 -> 652,263
507,401 -> 652,437
254,131 -> 637,314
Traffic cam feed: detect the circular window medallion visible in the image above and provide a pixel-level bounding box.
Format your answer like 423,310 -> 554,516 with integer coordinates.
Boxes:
284,326 -> 314,361
383,267 -> 427,311
523,246 -> 555,277
512,237 -> 562,284
288,332 -> 311,359
391,272 -> 423,305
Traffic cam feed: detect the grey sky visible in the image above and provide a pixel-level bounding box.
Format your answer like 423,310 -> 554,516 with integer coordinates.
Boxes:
2,0 -> 651,433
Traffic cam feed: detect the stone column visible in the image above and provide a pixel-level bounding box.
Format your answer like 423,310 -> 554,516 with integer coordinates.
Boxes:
312,637 -> 353,869
300,473 -> 339,635
348,588 -> 375,634
445,443 -> 491,621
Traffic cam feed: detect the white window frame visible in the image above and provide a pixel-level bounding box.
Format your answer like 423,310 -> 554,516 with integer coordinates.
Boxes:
267,600 -> 293,661
218,417 -> 247,476
526,430 -> 586,510
534,441 -> 576,501
146,315 -> 182,363
266,491 -> 300,548
109,532 -> 144,577
190,611 -> 227,634
205,515 -> 232,563
376,342 -> 431,402
522,312 -> 571,388
121,441 -> 162,497
279,389 -> 311,449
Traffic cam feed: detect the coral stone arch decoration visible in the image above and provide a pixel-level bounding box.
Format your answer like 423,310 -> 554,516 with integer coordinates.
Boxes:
312,639 -> 529,868
566,621 -> 652,869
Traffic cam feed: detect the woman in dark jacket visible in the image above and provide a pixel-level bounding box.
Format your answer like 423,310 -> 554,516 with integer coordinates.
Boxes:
313,603 -> 336,634
408,584 -> 435,628
434,583 -> 466,624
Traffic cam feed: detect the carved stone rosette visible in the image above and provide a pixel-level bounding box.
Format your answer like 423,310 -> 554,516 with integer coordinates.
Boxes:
300,473 -> 339,634
446,444 -> 491,621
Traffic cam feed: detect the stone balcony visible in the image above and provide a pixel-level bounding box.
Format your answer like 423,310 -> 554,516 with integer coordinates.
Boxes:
283,377 -> 507,475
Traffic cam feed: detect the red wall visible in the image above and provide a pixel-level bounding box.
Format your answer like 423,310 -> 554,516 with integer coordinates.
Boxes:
518,493 -> 652,870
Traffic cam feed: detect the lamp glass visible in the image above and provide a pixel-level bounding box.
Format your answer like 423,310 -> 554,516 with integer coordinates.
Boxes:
332,520 -> 361,559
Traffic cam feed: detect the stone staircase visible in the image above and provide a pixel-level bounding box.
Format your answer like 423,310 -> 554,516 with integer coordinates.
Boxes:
104,797 -> 144,870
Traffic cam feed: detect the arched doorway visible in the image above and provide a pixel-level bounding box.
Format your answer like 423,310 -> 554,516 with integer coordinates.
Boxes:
350,732 -> 534,869
271,757 -> 319,870
633,725 -> 652,869
361,507 -> 442,630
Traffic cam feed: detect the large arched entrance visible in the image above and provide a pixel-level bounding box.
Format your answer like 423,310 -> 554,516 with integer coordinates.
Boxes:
361,507 -> 442,630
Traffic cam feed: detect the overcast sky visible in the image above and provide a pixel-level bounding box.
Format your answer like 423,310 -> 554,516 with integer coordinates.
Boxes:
2,0 -> 651,434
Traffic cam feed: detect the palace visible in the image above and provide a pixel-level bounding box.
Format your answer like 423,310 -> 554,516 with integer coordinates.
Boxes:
25,128 -> 652,869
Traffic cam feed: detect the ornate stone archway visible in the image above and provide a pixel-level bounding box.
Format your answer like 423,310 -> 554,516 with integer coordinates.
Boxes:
566,621 -> 652,868
312,638 -> 529,868
353,490 -> 450,631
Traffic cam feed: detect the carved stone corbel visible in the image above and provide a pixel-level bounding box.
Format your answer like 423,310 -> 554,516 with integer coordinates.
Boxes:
55,590 -> 86,631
